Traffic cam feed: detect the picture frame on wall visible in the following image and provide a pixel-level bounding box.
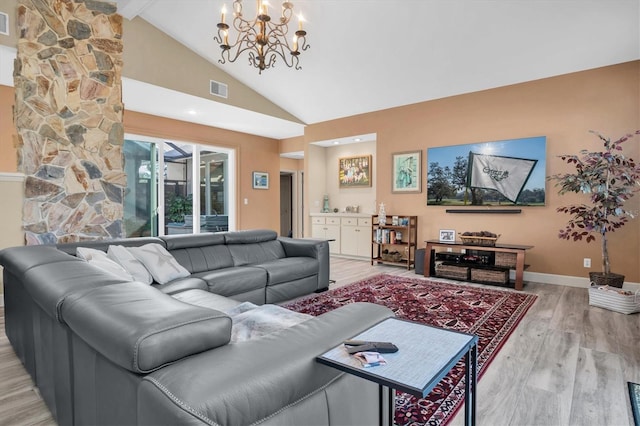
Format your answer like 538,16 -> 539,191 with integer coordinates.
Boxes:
252,171 -> 269,189
392,151 -> 421,193
338,155 -> 372,188
439,229 -> 455,242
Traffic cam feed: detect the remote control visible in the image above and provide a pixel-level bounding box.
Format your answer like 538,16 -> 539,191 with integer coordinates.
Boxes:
346,342 -> 399,354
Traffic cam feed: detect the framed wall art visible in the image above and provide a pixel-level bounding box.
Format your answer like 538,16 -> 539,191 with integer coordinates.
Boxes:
252,171 -> 269,189
439,229 -> 455,242
338,155 -> 372,188
392,151 -> 421,193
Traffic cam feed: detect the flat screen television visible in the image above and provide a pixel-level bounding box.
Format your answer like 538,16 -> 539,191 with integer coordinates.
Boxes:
426,136 -> 546,206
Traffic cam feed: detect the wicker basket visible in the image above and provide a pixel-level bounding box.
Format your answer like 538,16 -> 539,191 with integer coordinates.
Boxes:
458,234 -> 500,247
589,272 -> 624,288
470,267 -> 509,285
381,252 -> 403,262
495,252 -> 517,268
588,284 -> 640,314
435,263 -> 469,280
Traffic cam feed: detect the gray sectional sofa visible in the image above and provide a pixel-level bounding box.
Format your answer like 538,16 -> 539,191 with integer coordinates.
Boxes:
0,229 -> 395,425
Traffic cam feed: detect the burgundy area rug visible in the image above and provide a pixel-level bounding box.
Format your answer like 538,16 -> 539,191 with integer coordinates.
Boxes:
282,274 -> 537,426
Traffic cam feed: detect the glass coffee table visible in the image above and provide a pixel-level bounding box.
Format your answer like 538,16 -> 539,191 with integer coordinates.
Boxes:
317,317 -> 478,426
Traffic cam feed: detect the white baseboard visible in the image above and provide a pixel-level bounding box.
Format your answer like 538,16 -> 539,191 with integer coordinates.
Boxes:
521,270 -> 640,292
0,172 -> 25,182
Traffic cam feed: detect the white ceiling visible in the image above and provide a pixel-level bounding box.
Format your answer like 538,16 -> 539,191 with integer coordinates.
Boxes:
114,1 -> 639,139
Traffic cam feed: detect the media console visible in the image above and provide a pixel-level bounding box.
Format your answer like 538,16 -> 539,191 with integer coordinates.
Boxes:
423,240 -> 533,291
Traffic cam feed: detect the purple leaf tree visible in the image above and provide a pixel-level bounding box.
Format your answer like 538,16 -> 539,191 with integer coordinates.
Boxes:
548,130 -> 640,277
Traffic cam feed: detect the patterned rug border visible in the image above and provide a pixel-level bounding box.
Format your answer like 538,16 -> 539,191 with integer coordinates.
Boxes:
284,273 -> 538,426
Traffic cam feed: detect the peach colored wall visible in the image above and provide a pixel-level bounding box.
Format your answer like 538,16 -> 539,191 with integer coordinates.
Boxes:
124,111 -> 281,231
0,85 -> 16,172
304,62 -> 640,282
280,157 -> 302,171
280,135 -> 305,154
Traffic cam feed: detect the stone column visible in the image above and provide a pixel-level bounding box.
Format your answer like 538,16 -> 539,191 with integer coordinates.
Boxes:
14,0 -> 125,244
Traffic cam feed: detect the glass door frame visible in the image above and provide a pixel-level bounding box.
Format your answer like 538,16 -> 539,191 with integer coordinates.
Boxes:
124,133 -> 236,235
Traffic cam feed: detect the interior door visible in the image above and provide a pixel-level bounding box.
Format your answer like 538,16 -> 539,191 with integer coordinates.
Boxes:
280,173 -> 293,236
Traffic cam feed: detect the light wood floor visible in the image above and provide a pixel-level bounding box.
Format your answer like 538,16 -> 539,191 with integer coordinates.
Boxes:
1,257 -> 638,426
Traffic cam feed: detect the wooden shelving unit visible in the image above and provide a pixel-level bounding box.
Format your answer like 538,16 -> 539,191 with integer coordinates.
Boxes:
371,215 -> 417,270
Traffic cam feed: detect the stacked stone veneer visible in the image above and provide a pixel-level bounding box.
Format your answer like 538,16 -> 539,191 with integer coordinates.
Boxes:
14,0 -> 125,244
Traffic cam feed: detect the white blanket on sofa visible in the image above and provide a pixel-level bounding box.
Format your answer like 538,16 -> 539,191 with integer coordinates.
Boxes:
225,302 -> 312,342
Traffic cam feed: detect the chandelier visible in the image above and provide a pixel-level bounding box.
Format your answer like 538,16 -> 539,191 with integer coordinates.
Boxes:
214,1 -> 309,74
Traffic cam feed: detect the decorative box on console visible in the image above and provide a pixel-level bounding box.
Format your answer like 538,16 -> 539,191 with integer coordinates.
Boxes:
470,267 -> 510,285
435,263 -> 470,280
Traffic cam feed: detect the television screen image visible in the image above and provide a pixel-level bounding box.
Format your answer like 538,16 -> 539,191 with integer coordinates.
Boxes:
426,136 -> 546,206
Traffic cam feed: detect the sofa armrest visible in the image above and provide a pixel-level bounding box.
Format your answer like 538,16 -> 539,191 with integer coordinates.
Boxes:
61,282 -> 232,373
278,237 -> 330,291
138,302 -> 394,426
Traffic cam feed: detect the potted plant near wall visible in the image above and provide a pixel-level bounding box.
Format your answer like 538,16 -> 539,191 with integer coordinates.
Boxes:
548,130 -> 640,287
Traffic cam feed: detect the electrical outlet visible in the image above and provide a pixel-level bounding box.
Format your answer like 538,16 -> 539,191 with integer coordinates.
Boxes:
583,258 -> 591,268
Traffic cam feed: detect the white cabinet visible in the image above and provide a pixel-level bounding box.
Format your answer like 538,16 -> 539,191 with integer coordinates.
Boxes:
310,214 -> 371,258
340,217 -> 371,257
311,216 -> 341,254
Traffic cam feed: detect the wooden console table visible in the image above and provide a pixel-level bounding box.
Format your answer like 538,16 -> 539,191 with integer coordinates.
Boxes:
423,240 -> 533,291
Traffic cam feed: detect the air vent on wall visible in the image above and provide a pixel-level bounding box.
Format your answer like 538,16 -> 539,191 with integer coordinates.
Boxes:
0,12 -> 8,36
210,80 -> 228,99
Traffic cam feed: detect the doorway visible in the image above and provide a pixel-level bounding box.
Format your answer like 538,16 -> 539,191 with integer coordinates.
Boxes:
280,172 -> 293,237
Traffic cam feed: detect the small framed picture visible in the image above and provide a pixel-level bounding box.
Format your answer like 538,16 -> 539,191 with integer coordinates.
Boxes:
252,171 -> 269,189
392,151 -> 421,193
439,229 -> 455,243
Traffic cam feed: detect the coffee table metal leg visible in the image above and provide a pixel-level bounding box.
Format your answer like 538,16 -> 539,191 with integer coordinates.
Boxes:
388,387 -> 394,426
464,343 -> 478,426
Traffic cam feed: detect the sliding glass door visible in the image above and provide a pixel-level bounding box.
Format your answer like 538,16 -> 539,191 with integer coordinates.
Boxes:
123,135 -> 235,237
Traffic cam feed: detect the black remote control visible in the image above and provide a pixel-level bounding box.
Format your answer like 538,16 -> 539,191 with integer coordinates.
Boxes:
345,342 -> 399,354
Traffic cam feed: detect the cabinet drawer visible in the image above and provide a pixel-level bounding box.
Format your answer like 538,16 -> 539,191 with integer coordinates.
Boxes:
312,217 -> 325,225
358,218 -> 371,226
341,217 -> 358,226
326,217 -> 341,225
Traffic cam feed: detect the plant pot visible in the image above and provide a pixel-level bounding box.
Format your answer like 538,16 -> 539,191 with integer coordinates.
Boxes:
589,272 -> 625,288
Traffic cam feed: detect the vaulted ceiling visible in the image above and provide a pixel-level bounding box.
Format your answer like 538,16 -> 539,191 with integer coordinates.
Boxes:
112,0 -> 639,134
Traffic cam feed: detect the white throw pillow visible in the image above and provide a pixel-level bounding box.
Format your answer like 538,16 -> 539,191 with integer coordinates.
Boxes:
75,247 -> 134,282
107,245 -> 153,285
127,243 -> 190,285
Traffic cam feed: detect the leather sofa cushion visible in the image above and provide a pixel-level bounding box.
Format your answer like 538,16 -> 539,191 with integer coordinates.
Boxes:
152,276 -> 208,295
172,289 -> 242,312
0,245 -> 82,277
169,244 -> 234,273
255,257 -> 319,285
228,240 -> 286,266
162,233 -> 226,250
23,260 -> 125,322
192,266 -> 267,297
61,282 -> 232,373
223,229 -> 278,244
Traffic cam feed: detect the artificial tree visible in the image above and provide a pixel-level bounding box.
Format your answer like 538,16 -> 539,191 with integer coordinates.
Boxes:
548,130 -> 640,287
